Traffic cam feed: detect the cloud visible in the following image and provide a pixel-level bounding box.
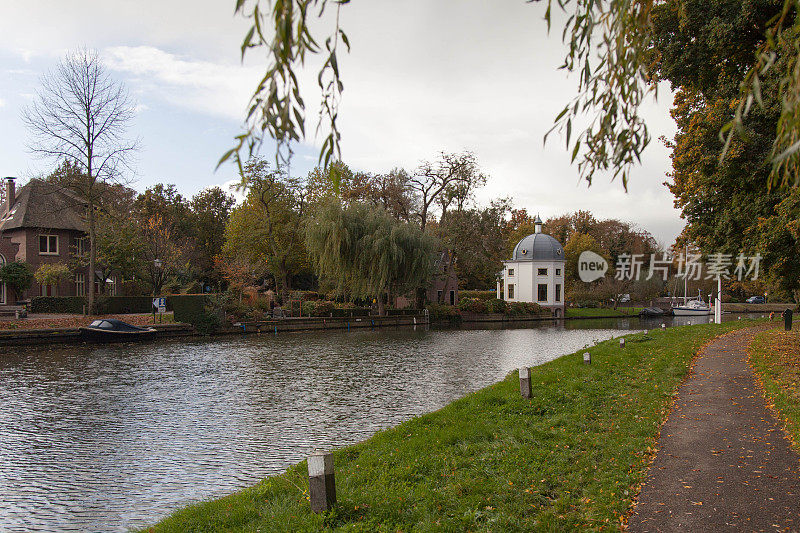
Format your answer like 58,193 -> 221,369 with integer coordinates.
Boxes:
103,46 -> 262,121
0,98 -> 5,108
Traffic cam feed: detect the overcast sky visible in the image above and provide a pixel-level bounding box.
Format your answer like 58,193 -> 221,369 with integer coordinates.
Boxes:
0,1 -> 683,244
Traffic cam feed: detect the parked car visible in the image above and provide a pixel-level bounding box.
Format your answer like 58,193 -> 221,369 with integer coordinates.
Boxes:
746,296 -> 766,304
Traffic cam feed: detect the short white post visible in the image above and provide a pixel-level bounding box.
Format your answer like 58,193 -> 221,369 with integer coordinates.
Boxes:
661,323 -> 666,330
308,451 -> 336,513
519,367 -> 532,398
583,352 -> 591,365
619,337 -> 626,348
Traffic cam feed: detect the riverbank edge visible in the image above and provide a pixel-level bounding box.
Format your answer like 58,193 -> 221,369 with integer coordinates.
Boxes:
748,327 -> 800,453
140,320 -> 762,532
0,312 -> 648,347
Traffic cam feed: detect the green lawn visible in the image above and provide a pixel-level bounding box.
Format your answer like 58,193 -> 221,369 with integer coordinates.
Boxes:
143,320 -> 756,532
749,327 -> 800,453
565,307 -> 642,318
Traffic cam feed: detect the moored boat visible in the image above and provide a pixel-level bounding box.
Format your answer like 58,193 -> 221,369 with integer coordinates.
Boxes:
79,319 -> 157,343
671,298 -> 712,316
639,307 -> 665,317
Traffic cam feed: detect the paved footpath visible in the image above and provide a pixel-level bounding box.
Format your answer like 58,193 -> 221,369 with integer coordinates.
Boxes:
629,326 -> 800,532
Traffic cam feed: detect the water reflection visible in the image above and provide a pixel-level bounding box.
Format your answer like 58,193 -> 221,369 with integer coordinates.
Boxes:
0,314 -> 745,531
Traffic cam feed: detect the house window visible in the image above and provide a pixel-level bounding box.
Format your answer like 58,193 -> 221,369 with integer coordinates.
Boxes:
39,235 -> 59,255
508,268 -> 515,276
538,268 -> 548,276
437,289 -> 443,304
538,284 -> 548,302
556,268 -> 561,276
555,284 -> 561,303
108,276 -> 118,296
508,284 -> 515,299
449,290 -> 455,305
0,254 -> 5,305
75,237 -> 87,257
75,273 -> 86,297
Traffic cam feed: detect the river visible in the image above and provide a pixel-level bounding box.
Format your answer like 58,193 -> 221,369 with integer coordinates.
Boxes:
0,315 -> 730,531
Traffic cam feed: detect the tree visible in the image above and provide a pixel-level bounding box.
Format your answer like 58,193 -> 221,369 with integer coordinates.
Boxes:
436,200 -> 511,289
409,152 -> 483,231
652,0 -> 794,285
34,263 -> 71,288
190,187 -> 236,286
230,1 -> 800,190
139,215 -> 183,295
752,187 -> 800,300
0,262 -> 35,301
22,48 -> 137,314
225,158 -> 310,300
305,200 -> 436,315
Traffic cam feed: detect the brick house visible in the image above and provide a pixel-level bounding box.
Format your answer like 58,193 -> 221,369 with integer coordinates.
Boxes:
393,249 -> 460,309
0,177 -> 115,303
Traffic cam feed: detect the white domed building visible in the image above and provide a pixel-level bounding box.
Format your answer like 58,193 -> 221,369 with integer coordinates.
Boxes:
497,215 -> 566,317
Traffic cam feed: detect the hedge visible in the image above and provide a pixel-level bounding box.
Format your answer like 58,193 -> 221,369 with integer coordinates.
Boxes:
171,295 -> 211,324
31,296 -> 85,314
459,290 -> 497,301
30,295 -> 176,315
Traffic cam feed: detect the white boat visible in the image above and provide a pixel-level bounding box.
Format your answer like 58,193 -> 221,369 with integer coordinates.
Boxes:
671,298 -> 712,316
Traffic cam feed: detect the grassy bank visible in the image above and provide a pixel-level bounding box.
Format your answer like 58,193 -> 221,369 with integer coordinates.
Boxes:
749,327 -> 800,452
144,320 -> 756,532
565,307 -> 642,318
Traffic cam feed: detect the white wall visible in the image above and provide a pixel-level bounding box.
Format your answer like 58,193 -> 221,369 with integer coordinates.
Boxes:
503,260 -> 565,306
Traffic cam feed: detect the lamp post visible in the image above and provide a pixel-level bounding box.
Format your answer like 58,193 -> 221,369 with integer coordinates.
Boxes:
153,258 -> 162,324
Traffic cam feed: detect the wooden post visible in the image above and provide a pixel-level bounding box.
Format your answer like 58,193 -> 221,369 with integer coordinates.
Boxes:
519,367 -> 531,398
583,352 -> 591,365
619,337 -> 625,348
308,451 -> 336,512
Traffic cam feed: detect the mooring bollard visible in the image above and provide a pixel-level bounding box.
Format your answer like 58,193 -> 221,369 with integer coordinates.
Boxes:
619,337 -> 625,348
583,352 -> 591,365
784,308 -> 793,331
308,451 -> 336,512
519,367 -> 532,398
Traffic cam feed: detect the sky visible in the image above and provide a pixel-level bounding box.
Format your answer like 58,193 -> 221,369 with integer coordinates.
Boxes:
0,1 -> 683,245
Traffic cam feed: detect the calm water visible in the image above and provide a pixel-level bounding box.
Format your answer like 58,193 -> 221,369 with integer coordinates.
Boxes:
0,315 -> 723,532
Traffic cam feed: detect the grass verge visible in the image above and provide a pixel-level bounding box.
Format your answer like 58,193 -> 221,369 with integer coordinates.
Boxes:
749,327 -> 800,452
565,307 -> 642,318
143,320 -> 755,532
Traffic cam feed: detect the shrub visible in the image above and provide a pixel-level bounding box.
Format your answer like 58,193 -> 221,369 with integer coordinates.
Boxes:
312,301 -> 335,317
425,303 -> 460,321
485,298 -> 508,314
505,302 -> 549,316
458,297 -> 488,314
172,294 -> 222,334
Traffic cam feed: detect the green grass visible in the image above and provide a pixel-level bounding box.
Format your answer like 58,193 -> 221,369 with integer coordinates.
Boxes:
143,320 -> 756,532
565,307 -> 642,318
749,327 -> 800,452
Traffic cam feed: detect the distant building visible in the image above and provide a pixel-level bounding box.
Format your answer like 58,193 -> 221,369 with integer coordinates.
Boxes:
498,215 -> 566,317
427,249 -> 459,306
393,249 -> 459,309
0,177 -> 118,303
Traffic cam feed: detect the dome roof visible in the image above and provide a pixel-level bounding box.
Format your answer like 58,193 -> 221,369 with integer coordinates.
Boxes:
512,233 -> 564,261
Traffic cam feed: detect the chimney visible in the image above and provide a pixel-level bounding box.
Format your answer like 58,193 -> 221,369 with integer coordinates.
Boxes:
5,177 -> 15,214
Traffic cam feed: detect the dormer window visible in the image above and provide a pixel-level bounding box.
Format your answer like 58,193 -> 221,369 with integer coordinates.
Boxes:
39,235 -> 59,256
